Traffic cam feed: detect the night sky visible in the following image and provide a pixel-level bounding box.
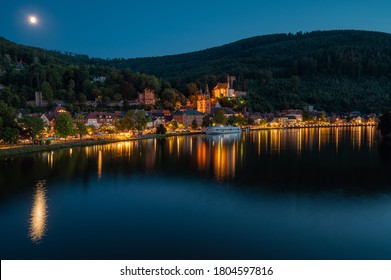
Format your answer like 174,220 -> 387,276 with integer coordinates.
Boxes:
1,0 -> 391,58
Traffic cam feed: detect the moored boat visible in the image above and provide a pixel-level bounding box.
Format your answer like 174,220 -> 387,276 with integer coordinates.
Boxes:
205,125 -> 242,135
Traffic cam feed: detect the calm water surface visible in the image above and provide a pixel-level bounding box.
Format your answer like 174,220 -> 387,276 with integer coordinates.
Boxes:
1,127 -> 391,259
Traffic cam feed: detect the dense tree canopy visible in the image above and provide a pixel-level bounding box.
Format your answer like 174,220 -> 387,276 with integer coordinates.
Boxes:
19,115 -> 45,143
156,124 -> 167,135
119,110 -> 148,132
213,110 -> 227,125
54,114 -> 76,139
74,114 -> 88,139
2,30 -> 391,114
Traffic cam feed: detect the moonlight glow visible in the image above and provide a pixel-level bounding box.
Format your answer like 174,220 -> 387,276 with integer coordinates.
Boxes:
28,15 -> 38,25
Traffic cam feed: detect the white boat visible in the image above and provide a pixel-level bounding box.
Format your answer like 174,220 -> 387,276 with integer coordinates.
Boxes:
205,125 -> 242,135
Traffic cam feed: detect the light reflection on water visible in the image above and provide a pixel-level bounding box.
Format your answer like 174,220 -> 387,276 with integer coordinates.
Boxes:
29,180 -> 47,243
70,127 -> 380,184
97,149 -> 102,179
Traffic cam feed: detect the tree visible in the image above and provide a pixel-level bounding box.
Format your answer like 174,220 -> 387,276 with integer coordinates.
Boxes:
213,110 -> 227,125
134,110 -> 148,131
156,124 -> 167,135
161,88 -> 176,109
0,100 -> 19,144
75,122 -> 87,139
0,87 -> 21,107
145,75 -> 159,90
170,120 -> 178,131
54,114 -> 75,140
202,115 -> 211,127
317,112 -> 327,122
41,81 -> 53,101
86,125 -> 97,136
227,115 -> 236,126
74,114 -> 87,139
0,100 -> 18,128
78,93 -> 87,104
191,118 -> 198,130
0,127 -> 19,145
99,123 -> 116,138
67,79 -> 75,93
113,93 -> 122,101
119,110 -> 148,132
20,115 -> 45,144
330,115 -> 338,123
120,110 -> 136,131
379,111 -> 391,136
303,111 -> 314,122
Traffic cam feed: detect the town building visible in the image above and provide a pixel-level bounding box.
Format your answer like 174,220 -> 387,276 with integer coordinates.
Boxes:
285,114 -> 302,124
248,112 -> 265,124
147,110 -> 172,126
303,105 -> 314,112
53,105 -> 68,115
148,117 -> 166,128
213,82 -> 230,98
92,76 -> 107,83
272,117 -> 289,127
178,100 -> 192,111
39,113 -> 56,128
281,109 -> 303,123
86,112 -> 121,128
136,88 -> 156,105
173,110 -> 204,127
212,75 -> 246,98
107,101 -> 124,107
148,109 -> 171,117
16,61 -> 24,71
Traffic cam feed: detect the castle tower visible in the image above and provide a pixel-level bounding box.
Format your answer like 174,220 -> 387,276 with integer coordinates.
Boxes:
35,91 -> 43,107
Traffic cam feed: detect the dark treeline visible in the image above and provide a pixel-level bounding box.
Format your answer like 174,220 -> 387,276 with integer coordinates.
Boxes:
113,30 -> 391,113
0,36 -> 187,112
2,30 -> 391,113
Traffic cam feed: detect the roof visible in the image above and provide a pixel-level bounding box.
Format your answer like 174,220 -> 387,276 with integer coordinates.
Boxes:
213,83 -> 228,90
211,107 -> 235,115
173,110 -> 203,116
43,113 -> 56,121
183,110 -> 203,115
54,105 -> 67,112
87,112 -> 118,119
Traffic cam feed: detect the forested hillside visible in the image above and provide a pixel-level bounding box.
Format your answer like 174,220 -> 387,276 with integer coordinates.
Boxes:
1,30 -> 391,112
114,30 -> 391,113
0,37 -> 165,112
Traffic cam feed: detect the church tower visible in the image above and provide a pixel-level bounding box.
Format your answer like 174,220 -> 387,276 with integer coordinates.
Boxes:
197,85 -> 211,114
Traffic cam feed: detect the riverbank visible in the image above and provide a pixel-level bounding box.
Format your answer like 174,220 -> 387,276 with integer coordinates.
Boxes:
0,131 -> 203,158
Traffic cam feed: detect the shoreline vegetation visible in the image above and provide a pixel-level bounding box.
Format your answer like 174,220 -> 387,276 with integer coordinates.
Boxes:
0,123 -> 377,158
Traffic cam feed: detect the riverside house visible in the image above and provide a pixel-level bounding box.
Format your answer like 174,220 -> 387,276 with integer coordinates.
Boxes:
86,111 -> 122,128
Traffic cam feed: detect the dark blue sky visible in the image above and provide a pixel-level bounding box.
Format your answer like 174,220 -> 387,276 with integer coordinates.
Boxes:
1,0 -> 391,58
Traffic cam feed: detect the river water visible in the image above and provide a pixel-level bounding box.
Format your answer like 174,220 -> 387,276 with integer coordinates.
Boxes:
1,127 -> 391,259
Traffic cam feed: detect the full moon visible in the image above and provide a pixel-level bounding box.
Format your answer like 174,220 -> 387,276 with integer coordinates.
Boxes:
28,15 -> 38,25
